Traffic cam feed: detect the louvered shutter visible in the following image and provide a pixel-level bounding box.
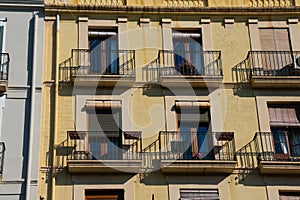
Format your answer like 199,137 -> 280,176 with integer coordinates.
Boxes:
274,29 -> 291,51
268,104 -> 300,127
178,109 -> 210,123
259,29 -> 276,51
259,28 -> 292,72
180,189 -> 220,200
279,192 -> 300,200
88,109 -> 121,132
259,28 -> 291,51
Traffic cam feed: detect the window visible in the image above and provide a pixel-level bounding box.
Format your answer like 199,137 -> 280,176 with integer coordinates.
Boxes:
88,29 -> 118,75
172,30 -> 203,75
0,21 -> 5,53
85,190 -> 124,200
180,189 -> 220,200
258,28 -> 292,74
86,101 -> 121,160
0,19 -> 7,80
259,28 -> 291,51
268,104 -> 300,160
176,102 -> 211,160
279,191 -> 300,200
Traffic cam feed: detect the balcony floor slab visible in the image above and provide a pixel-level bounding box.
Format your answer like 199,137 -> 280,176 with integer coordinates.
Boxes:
259,161 -> 300,174
251,76 -> 300,88
160,160 -> 237,174
67,160 -> 142,174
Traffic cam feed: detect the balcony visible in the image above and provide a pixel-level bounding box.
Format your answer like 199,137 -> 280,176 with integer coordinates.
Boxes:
157,131 -> 236,174
143,50 -> 223,88
0,53 -> 9,92
59,49 -> 135,87
236,132 -> 300,174
234,51 -> 300,88
66,131 -> 142,174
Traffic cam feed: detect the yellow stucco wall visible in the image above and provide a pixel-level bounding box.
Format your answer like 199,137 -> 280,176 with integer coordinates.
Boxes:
39,4 -> 300,199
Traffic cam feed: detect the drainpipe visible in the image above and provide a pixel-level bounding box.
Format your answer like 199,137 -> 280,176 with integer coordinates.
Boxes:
51,13 -> 60,200
25,12 -> 38,200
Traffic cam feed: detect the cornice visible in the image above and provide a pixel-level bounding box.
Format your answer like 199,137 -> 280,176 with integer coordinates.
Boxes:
45,4 -> 300,15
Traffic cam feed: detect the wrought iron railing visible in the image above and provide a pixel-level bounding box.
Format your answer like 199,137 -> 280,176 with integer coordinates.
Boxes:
0,53 -> 9,81
159,50 -> 222,76
234,51 -> 300,83
235,132 -> 300,169
59,49 -> 135,82
67,131 -> 142,160
0,142 -> 5,174
159,131 -> 235,161
143,50 -> 222,82
142,138 -> 160,169
142,58 -> 160,83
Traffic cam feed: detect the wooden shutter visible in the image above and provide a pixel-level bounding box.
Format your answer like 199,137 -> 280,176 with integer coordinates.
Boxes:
259,28 -> 292,72
85,190 -> 124,200
279,192 -> 300,200
180,189 -> 219,200
274,29 -> 291,51
86,194 -> 119,199
268,104 -> 300,127
88,109 -> 121,132
178,109 -> 210,124
259,28 -> 291,51
259,29 -> 276,51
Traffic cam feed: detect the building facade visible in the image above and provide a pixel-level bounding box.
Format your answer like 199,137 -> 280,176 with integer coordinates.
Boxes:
0,0 -> 44,199
40,0 -> 300,199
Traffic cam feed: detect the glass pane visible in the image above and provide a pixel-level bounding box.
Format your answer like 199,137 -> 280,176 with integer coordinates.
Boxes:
0,26 -> 3,52
272,130 -> 288,154
173,33 -> 202,75
89,39 -> 102,74
179,126 -> 192,159
290,129 -> 300,157
197,125 -> 210,159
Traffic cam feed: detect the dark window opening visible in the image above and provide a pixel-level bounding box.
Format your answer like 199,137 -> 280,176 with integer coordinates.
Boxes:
172,30 -> 203,75
85,189 -> 124,200
177,106 -> 212,160
88,29 -> 119,75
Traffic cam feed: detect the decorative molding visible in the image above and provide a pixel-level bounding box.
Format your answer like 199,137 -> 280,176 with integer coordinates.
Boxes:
224,18 -> 235,29
249,0 -> 294,7
117,17 -> 128,23
78,17 -> 88,22
78,0 -> 125,6
248,18 -> 259,24
44,16 -> 56,21
140,18 -> 150,23
163,0 -> 205,7
200,18 -> 211,24
162,18 -> 172,23
288,18 -> 298,24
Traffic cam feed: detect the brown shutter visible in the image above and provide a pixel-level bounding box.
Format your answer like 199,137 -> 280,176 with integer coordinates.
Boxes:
268,104 -> 300,126
259,28 -> 292,71
274,28 -> 291,51
87,108 -> 121,132
259,28 -> 291,51
180,189 -> 219,200
259,29 -> 276,51
279,192 -> 300,200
